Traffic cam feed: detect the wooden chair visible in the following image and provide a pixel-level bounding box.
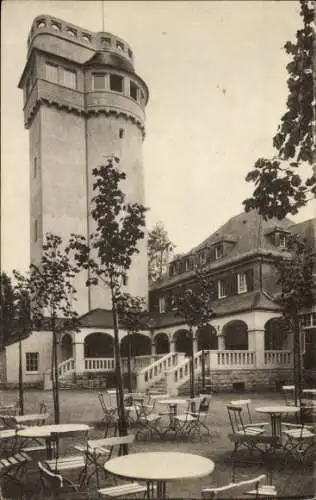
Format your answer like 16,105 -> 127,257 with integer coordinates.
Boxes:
38,461 -> 80,499
227,405 -> 277,461
282,422 -> 315,462
98,392 -> 119,437
175,395 -> 212,439
229,399 -> 268,428
74,433 -> 136,488
134,404 -> 162,441
98,481 -> 153,498
0,451 -> 32,495
19,402 -> 50,454
44,428 -> 90,489
202,474 -> 277,499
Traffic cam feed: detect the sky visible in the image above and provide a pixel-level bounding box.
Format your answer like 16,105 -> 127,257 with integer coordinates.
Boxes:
1,0 -> 314,273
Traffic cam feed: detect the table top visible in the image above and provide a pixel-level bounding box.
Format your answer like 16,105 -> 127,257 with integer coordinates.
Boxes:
303,389 -> 316,395
17,423 -> 89,438
256,405 -> 300,414
104,452 -> 215,482
14,413 -> 49,423
158,399 -> 187,406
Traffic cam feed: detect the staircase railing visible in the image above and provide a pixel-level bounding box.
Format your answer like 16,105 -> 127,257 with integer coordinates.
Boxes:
136,351 -> 186,392
58,357 -> 75,377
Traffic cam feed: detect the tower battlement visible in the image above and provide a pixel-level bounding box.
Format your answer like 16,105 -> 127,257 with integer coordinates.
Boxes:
27,15 -> 134,67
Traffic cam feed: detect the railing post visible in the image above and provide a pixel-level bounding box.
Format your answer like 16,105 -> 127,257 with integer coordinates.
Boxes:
250,330 -> 265,369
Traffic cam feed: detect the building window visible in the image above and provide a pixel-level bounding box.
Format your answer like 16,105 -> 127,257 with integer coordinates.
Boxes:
217,279 -> 227,299
130,81 -> 138,101
93,74 -> 106,90
279,233 -> 287,248
61,68 -> 77,89
159,296 -> 166,313
33,157 -> 37,178
34,219 -> 38,242
45,63 -> 58,83
110,74 -> 123,92
214,243 -> 223,260
26,352 -> 39,372
119,128 -> 125,139
237,272 -> 247,294
116,41 -> 125,52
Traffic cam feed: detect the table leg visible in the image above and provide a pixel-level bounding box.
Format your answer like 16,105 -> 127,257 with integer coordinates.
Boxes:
157,480 -> 166,499
45,438 -> 52,460
270,414 -> 281,437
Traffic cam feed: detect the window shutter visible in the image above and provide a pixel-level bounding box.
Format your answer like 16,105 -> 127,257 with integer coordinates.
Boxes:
245,269 -> 254,291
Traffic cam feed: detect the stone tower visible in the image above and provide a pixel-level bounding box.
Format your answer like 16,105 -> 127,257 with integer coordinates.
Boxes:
18,15 -> 149,315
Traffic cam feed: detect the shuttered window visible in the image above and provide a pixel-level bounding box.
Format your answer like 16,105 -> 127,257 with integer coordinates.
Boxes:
45,63 -> 58,83
62,68 -> 77,89
237,272 -> 247,294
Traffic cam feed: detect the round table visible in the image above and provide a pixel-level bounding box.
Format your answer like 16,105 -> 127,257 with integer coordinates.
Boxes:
255,405 -> 299,436
18,423 -> 90,458
104,451 -> 215,499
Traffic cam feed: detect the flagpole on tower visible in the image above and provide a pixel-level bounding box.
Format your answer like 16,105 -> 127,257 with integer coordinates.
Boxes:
101,0 -> 105,32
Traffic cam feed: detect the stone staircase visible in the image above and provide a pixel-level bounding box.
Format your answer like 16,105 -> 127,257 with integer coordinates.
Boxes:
147,375 -> 168,394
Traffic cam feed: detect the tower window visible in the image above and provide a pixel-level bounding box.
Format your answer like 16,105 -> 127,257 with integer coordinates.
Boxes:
33,157 -> 37,178
34,219 -> 38,242
93,74 -> 106,90
45,63 -> 58,83
116,41 -> 125,52
130,81 -> 138,101
214,242 -> 223,260
122,275 -> 128,286
61,68 -> 77,89
110,74 -> 123,93
119,128 -> 125,139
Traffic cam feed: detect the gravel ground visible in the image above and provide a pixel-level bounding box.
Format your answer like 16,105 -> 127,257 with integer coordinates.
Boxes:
0,389 -> 315,499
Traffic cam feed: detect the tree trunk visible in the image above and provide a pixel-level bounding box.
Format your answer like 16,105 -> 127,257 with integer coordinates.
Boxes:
18,340 -> 24,415
51,316 -> 60,424
201,349 -> 205,393
112,293 -> 128,452
293,313 -> 303,422
190,328 -> 195,399
127,332 -> 132,393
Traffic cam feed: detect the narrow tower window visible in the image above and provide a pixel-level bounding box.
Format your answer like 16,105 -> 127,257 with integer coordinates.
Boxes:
130,81 -> 138,101
119,128 -> 125,139
62,68 -> 77,89
33,157 -> 37,178
45,63 -> 58,83
93,74 -> 106,90
34,219 -> 38,242
109,74 -> 123,93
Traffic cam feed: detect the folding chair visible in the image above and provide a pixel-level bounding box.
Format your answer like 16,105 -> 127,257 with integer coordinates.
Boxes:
19,402 -> 50,454
202,474 -> 277,499
229,399 -> 269,428
175,396 -> 212,439
75,433 -> 136,488
38,461 -> 80,500
282,422 -> 315,462
0,451 -> 32,495
98,392 -> 119,437
134,404 -> 162,441
98,481 -> 152,498
227,405 -> 278,468
44,428 -> 90,489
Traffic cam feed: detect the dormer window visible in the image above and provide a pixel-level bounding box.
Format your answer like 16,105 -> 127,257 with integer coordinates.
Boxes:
215,242 -> 223,260
279,233 -> 287,248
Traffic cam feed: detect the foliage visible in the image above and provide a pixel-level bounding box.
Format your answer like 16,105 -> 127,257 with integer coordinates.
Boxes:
0,272 -> 15,349
148,221 -> 175,283
174,266 -> 216,397
243,0 -> 315,219
27,233 -> 80,424
175,266 -> 216,330
69,156 -> 147,437
117,293 -> 147,334
117,293 -> 147,392
275,233 -> 314,408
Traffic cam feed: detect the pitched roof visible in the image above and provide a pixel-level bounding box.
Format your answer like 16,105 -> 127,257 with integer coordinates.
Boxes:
79,308 -> 114,328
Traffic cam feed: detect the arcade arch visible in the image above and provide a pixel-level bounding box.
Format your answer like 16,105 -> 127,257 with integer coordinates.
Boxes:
84,332 -> 114,358
223,320 -> 248,350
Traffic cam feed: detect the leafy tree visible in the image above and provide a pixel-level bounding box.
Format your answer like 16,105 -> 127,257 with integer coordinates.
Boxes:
243,0 -> 315,220
174,266 -> 215,398
117,293 -> 147,393
28,233 -> 80,424
0,272 -> 15,350
148,221 -> 175,283
69,156 -> 147,440
275,233 -> 314,415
